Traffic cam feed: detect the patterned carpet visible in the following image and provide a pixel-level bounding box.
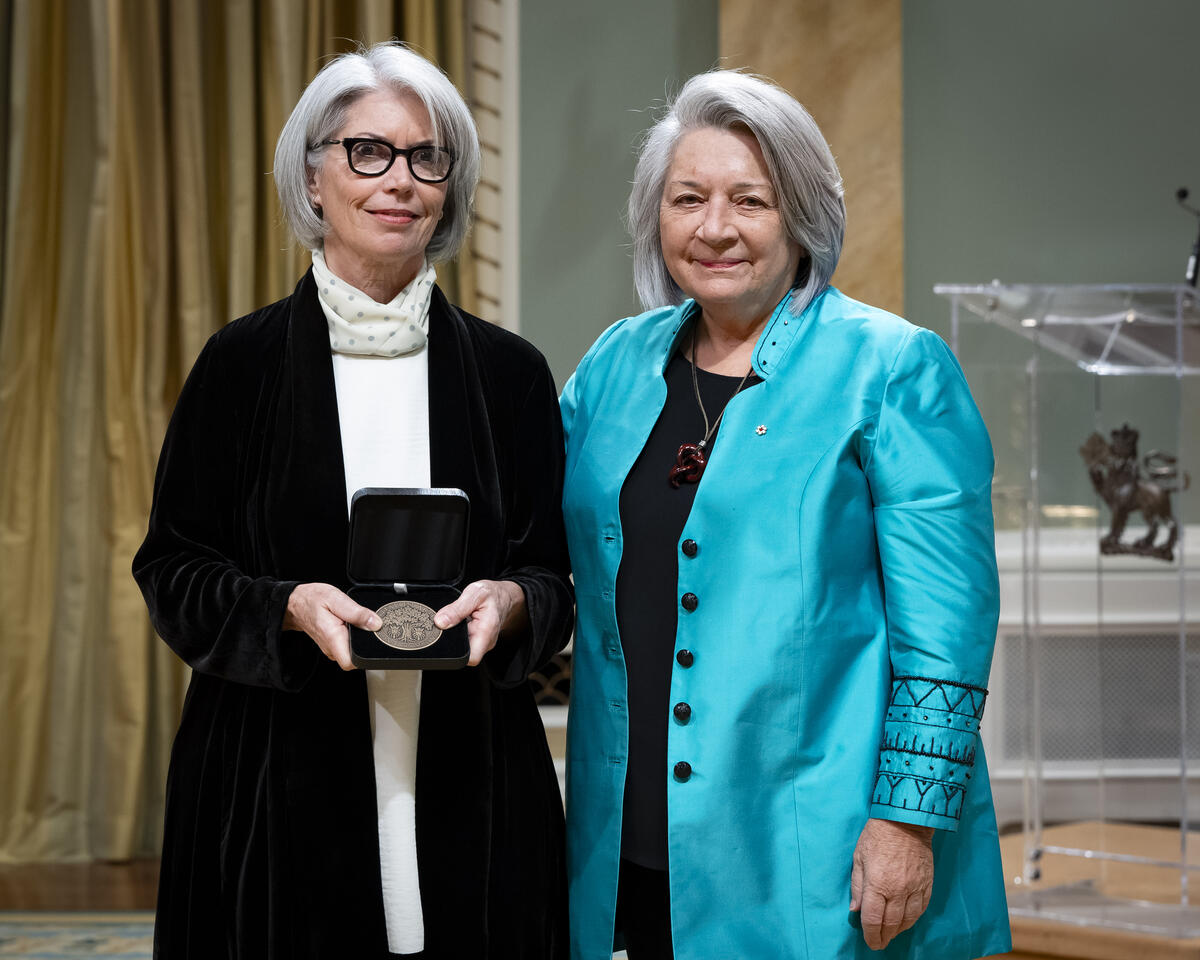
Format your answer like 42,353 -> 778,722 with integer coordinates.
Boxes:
0,913 -> 622,958
0,913 -> 152,959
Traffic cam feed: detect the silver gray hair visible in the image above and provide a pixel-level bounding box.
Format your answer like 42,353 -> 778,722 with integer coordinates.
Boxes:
628,69 -> 846,316
274,42 -> 481,262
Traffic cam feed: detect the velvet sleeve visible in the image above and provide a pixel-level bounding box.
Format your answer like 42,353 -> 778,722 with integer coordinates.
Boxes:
486,355 -> 575,688
132,331 -> 319,691
864,327 -> 999,832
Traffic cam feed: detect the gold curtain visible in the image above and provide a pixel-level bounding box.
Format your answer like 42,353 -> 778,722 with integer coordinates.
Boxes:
0,0 -> 470,863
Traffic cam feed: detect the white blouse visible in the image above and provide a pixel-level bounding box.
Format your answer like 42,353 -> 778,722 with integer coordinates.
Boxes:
332,346 -> 430,956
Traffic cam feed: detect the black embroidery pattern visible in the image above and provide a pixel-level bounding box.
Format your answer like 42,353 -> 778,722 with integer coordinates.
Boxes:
891,675 -> 987,718
879,734 -> 975,766
872,676 -> 988,823
872,772 -> 966,820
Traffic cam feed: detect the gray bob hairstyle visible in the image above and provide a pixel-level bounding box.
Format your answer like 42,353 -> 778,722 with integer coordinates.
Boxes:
274,42 -> 481,262
628,70 -> 846,317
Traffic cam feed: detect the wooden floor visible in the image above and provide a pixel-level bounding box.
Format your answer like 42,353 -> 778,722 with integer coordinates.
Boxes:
0,858 -> 1058,959
0,859 -> 158,911
998,821 -> 1200,959
0,843 -> 1178,959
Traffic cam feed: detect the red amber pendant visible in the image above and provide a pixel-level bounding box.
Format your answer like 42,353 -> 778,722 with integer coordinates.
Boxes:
669,442 -> 707,487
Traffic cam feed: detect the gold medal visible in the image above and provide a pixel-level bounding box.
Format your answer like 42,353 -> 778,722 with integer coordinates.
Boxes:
373,600 -> 443,651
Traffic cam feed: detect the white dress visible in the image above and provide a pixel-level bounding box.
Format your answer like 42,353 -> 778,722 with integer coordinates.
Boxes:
332,347 -> 430,956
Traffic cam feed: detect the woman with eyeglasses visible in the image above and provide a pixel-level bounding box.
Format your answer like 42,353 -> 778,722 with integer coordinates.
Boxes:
134,43 -> 572,959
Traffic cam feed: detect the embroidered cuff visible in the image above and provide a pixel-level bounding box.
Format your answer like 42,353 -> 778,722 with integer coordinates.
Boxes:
869,675 -> 987,832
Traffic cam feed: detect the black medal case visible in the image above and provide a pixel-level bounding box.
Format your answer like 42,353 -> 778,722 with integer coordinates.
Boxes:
346,487 -> 471,670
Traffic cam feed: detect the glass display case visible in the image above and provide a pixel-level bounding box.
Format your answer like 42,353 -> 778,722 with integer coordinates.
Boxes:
935,283 -> 1200,937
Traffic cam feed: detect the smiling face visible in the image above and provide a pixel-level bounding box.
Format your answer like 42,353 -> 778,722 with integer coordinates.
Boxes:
309,88 -> 448,299
659,126 -> 803,331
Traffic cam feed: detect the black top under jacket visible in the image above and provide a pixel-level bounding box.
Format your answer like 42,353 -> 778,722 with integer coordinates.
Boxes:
615,348 -> 759,870
133,272 -> 574,960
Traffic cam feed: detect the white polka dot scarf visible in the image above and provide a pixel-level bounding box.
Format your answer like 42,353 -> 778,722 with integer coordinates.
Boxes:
312,248 -> 437,358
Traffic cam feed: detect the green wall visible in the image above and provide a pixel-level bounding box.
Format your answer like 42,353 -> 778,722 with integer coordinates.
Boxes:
904,0 -> 1200,526
519,0 -> 719,388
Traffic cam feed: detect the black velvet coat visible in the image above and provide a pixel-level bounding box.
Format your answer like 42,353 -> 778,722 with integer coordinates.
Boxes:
133,272 -> 573,959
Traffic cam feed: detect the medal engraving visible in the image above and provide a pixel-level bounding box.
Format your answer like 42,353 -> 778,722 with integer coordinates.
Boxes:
374,600 -> 443,651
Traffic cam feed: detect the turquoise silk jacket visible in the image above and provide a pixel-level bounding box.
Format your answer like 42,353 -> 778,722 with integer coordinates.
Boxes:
560,287 -> 1011,960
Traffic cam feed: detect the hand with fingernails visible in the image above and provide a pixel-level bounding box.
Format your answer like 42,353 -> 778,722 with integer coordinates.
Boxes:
433,579 -> 528,666
849,818 -> 935,951
283,583 -> 380,670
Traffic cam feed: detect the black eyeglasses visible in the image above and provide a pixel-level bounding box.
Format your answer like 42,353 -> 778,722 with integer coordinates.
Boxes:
318,138 -> 454,183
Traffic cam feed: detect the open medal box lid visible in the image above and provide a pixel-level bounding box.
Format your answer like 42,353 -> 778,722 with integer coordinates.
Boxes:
346,487 -> 470,669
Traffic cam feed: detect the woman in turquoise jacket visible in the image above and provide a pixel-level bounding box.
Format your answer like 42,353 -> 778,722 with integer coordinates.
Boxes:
560,70 -> 1010,959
